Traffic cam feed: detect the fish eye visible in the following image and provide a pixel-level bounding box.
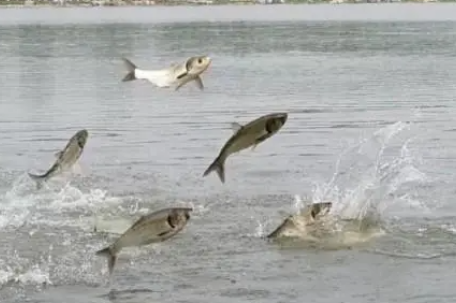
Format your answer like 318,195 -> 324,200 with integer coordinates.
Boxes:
198,58 -> 202,64
77,137 -> 86,148
265,119 -> 280,134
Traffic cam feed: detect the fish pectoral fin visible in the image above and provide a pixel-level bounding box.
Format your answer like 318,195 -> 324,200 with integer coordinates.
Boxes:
230,122 -> 243,133
54,151 -> 63,158
176,72 -> 187,80
193,76 -> 204,90
252,134 -> 271,149
157,230 -> 170,238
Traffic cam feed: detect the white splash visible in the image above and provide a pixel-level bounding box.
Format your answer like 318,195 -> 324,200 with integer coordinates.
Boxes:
0,252 -> 52,288
0,174 -> 123,229
297,121 -> 428,221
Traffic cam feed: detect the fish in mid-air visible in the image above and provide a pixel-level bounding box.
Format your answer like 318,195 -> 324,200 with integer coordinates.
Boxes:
203,112 -> 288,183
121,55 -> 211,91
28,129 -> 89,190
96,207 -> 192,275
266,202 -> 333,240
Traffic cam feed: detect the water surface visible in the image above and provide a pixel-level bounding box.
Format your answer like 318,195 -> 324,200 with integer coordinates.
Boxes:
1,4 -> 456,303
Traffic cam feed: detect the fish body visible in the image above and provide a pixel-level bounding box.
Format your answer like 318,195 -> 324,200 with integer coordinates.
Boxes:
96,207 -> 192,275
28,129 -> 89,190
121,56 -> 211,91
267,202 -> 385,247
203,112 -> 288,183
267,202 -> 333,240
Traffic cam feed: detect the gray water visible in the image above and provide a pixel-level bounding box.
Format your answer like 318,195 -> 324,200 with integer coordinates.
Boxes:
1,3 -> 456,303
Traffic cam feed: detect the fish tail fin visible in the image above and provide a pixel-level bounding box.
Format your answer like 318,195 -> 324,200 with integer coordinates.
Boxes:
122,58 -> 137,82
28,173 -> 45,190
96,246 -> 117,276
203,156 -> 225,183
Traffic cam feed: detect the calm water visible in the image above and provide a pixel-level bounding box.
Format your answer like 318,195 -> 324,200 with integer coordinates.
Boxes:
1,3 -> 456,303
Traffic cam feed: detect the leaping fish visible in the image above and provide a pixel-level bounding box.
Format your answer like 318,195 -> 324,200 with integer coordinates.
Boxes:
96,207 -> 192,276
28,129 -> 89,190
203,113 -> 288,183
121,55 -> 211,91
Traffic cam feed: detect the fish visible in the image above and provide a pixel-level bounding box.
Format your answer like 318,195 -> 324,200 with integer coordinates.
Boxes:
266,202 -> 332,240
267,202 -> 385,247
96,207 -> 192,275
121,55 -> 211,91
203,112 -> 288,183
28,129 -> 89,190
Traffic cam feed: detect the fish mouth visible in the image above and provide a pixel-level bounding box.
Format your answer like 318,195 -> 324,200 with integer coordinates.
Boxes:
177,207 -> 193,221
76,129 -> 89,147
274,112 -> 288,126
77,129 -> 89,138
200,56 -> 211,72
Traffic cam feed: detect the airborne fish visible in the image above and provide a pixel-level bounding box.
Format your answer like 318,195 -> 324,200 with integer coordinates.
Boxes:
121,55 -> 211,91
96,207 -> 192,275
28,129 -> 89,190
203,113 -> 288,183
266,202 -> 333,240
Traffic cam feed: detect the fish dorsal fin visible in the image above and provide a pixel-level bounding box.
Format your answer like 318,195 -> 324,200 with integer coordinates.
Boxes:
231,122 -> 243,133
54,151 -> 63,159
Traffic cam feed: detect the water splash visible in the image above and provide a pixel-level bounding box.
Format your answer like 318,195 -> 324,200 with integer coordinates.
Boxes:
0,249 -> 52,289
296,121 -> 428,221
0,173 -> 123,229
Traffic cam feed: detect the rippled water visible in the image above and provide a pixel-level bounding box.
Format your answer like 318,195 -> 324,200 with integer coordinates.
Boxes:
1,4 -> 456,303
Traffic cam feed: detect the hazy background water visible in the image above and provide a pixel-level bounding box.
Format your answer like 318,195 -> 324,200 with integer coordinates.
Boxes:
1,3 -> 456,303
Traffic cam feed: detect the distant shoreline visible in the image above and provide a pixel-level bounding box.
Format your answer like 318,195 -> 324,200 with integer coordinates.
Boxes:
0,0 -> 452,8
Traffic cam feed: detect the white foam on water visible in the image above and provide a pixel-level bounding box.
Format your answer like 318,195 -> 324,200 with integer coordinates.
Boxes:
259,121 -> 432,245
0,174 -> 124,230
298,121 -> 430,221
0,250 -> 52,289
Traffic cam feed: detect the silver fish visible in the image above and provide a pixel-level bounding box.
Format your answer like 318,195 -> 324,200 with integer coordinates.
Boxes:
121,55 -> 211,91
266,202 -> 333,240
203,113 -> 288,183
28,129 -> 89,190
267,202 -> 385,248
96,207 -> 192,275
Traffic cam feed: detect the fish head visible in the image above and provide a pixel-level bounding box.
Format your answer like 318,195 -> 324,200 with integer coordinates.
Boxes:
300,202 -> 333,223
264,113 -> 288,134
167,207 -> 193,228
185,55 -> 211,76
310,202 -> 332,220
75,129 -> 89,149
268,202 -> 333,240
